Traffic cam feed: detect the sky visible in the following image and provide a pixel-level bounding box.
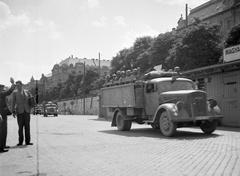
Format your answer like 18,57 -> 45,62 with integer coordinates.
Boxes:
0,0 -> 209,86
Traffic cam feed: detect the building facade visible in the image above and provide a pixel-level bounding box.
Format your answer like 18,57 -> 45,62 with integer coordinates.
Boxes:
177,0 -> 240,40
51,55 -> 110,85
24,55 -> 111,89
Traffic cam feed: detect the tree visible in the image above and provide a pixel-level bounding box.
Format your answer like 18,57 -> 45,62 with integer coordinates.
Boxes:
132,36 -> 154,72
111,48 -> 132,73
149,32 -> 179,69
166,22 -> 222,71
224,24 -> 240,48
111,36 -> 154,74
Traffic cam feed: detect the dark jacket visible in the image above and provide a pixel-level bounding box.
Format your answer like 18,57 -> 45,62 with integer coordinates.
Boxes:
0,84 -> 16,115
11,89 -> 32,114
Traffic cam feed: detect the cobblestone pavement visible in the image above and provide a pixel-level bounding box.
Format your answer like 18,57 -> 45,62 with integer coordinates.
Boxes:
0,115 -> 240,176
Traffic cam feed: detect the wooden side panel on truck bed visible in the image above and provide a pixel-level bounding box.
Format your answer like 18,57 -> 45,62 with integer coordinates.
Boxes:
101,83 -> 144,108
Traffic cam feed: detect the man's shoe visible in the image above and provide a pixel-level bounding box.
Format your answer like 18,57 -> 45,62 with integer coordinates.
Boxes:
17,143 -> 22,146
0,148 -> 9,153
4,146 -> 10,149
26,143 -> 33,145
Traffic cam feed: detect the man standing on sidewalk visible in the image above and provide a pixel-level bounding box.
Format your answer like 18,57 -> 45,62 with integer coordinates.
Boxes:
12,80 -> 33,146
0,77 -> 16,153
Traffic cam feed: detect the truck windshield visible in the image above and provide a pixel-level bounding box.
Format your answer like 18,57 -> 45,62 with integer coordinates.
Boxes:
158,81 -> 194,92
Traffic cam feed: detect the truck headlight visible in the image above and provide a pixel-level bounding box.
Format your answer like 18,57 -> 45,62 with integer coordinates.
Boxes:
176,101 -> 185,111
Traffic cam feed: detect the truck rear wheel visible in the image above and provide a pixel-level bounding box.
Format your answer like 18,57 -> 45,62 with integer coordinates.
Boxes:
159,111 -> 177,137
116,111 -> 132,131
200,120 -> 218,134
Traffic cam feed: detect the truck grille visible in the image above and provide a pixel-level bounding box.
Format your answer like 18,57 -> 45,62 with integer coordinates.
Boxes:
192,92 -> 207,117
48,108 -> 55,112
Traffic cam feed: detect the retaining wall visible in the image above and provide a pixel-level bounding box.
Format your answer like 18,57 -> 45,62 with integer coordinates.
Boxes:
57,96 -> 99,115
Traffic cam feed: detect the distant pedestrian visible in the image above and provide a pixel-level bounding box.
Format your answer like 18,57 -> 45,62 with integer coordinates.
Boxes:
11,80 -> 33,146
0,77 -> 16,153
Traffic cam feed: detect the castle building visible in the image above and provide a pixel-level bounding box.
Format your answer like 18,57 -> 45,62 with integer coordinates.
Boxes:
51,55 -> 110,85
24,55 -> 111,90
176,0 -> 240,40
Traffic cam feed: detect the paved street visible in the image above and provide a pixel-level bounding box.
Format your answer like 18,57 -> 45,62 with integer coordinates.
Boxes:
0,114 -> 240,176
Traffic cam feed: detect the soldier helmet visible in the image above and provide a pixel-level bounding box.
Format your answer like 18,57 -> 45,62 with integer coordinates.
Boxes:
174,66 -> 180,72
126,70 -> 131,75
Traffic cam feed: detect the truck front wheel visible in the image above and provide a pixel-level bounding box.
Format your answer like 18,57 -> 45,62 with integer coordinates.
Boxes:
159,111 -> 177,137
200,120 -> 218,134
116,111 -> 132,131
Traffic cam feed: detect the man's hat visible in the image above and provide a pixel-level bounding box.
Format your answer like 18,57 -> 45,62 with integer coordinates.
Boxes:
0,84 -> 5,88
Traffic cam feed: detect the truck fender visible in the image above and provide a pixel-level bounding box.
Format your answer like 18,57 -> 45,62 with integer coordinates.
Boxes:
152,103 -> 190,123
111,108 -> 131,127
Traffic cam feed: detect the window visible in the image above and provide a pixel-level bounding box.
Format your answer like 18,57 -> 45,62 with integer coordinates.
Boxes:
146,83 -> 156,93
158,81 -> 194,92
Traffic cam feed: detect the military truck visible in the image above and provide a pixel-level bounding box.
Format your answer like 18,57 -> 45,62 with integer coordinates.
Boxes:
42,101 -> 58,117
100,72 -> 223,137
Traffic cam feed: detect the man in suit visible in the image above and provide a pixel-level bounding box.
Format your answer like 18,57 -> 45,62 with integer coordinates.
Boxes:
12,80 -> 33,146
0,77 -> 16,153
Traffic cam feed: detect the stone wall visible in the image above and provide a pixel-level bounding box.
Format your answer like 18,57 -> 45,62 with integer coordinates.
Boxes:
57,96 -> 99,115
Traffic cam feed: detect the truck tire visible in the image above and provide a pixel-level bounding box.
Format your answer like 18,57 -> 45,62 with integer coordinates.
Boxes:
159,111 -> 177,137
116,111 -> 132,131
200,120 -> 218,134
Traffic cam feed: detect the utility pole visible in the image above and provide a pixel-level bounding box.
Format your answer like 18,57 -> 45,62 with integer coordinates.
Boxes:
35,80 -> 38,104
98,52 -> 101,76
83,61 -> 85,115
186,4 -> 188,27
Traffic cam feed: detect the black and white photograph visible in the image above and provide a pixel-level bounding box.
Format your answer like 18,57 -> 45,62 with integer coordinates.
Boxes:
0,0 -> 240,175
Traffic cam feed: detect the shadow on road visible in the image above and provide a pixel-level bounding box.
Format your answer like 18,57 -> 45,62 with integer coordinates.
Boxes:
216,126 -> 240,132
99,127 -> 220,140
89,118 -> 112,122
8,145 -> 28,149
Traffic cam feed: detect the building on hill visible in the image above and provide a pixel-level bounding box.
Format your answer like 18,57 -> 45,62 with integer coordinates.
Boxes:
24,76 -> 36,90
176,0 -> 240,40
24,55 -> 111,90
51,55 -> 111,85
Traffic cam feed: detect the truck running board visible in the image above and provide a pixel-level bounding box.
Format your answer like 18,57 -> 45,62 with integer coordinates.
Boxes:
142,120 -> 154,123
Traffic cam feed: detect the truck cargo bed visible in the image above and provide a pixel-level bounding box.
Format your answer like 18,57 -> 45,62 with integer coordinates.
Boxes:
101,82 -> 144,108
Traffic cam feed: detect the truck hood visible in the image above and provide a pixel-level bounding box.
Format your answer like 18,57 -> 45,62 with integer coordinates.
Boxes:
160,90 -> 208,117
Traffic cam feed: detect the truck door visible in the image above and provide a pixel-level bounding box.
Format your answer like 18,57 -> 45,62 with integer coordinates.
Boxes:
144,83 -> 159,116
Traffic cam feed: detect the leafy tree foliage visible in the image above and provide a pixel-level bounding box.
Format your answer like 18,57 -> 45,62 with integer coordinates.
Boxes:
166,22 -> 222,71
149,32 -> 179,69
111,36 -> 154,74
224,24 -> 240,48
111,48 -> 131,74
